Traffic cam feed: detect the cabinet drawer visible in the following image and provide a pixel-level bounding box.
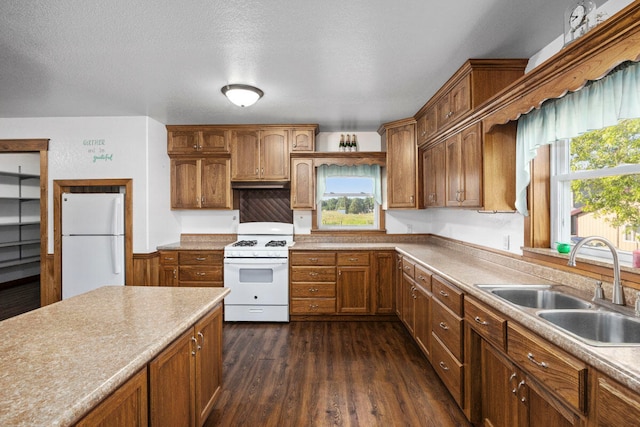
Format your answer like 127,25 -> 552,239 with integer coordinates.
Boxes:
290,252 -> 336,266
179,251 -> 223,265
291,282 -> 336,298
337,252 -> 370,266
290,298 -> 336,314
179,281 -> 223,288
290,267 -> 336,282
179,266 -> 223,282
432,298 -> 463,360
159,252 -> 178,265
507,323 -> 587,413
402,258 -> 415,279
414,264 -> 432,292
431,334 -> 464,407
432,276 -> 463,316
464,297 -> 506,351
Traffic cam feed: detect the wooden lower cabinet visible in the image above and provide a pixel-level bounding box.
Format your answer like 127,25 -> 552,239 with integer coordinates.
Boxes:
158,250 -> 223,287
595,374 -> 640,426
149,305 -> 223,427
374,251 -> 396,314
290,250 -> 395,317
76,368 -> 148,427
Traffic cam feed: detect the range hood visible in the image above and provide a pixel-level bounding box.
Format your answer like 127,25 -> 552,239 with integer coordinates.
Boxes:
231,181 -> 290,189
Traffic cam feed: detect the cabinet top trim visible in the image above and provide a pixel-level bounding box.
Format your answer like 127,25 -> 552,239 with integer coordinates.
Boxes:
166,124 -> 319,132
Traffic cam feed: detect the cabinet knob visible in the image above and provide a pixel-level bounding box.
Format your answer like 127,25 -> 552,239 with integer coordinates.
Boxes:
193,144 -> 198,149
293,142 -> 297,147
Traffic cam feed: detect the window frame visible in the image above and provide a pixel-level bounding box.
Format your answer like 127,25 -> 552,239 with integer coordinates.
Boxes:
316,175 -> 380,231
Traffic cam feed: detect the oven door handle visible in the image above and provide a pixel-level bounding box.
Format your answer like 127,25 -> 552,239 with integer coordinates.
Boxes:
224,258 -> 288,265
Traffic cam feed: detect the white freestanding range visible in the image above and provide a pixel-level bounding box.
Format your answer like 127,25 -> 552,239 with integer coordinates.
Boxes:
223,222 -> 294,322
61,193 -> 125,299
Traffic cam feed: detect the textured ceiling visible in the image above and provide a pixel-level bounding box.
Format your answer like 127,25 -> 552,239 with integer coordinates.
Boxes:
0,0 -> 604,131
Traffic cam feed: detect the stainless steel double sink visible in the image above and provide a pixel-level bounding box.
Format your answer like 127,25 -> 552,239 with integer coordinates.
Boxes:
477,284 -> 640,346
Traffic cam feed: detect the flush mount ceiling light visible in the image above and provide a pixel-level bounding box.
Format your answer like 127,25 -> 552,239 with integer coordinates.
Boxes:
221,84 -> 264,107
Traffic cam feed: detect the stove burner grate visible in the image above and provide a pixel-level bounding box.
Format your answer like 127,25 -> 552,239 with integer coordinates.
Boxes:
265,240 -> 287,247
233,240 -> 258,247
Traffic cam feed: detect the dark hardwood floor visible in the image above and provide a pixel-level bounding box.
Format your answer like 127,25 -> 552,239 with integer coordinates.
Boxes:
0,279 -> 40,321
206,321 -> 471,427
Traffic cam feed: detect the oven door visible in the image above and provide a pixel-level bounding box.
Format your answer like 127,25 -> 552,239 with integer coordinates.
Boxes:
223,257 -> 289,305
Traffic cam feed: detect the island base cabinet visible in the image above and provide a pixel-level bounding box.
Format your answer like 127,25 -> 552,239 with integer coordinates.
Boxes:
149,304 -> 222,427
595,374 -> 640,427
76,368 -> 148,427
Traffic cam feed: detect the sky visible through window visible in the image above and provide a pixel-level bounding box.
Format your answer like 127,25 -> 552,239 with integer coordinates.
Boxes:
325,177 -> 373,194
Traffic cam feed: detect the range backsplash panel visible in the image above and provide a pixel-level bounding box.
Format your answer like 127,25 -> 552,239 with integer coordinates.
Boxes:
238,189 -> 293,224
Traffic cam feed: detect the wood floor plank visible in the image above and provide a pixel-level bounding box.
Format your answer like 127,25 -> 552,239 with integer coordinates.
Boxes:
205,321 -> 471,427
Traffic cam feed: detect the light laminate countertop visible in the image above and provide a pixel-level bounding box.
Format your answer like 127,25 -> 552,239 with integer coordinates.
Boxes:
0,285 -> 229,427
292,241 -> 640,394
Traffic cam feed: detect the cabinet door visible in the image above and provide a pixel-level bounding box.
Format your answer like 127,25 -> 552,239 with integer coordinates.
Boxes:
374,251 -> 395,314
201,157 -> 231,209
480,340 -> 519,427
194,305 -> 223,426
414,284 -> 431,359
171,158 -> 200,209
337,266 -> 370,313
423,142 -> 445,207
291,158 -> 315,209
168,131 -> 200,154
149,328 -> 195,427
401,274 -> 415,334
260,128 -> 289,180
596,376 -> 640,427
395,254 -> 403,317
459,123 -> 482,207
386,124 -> 418,208
160,265 -> 178,286
200,129 -> 229,153
291,128 -> 315,151
231,129 -> 260,180
76,368 -> 148,427
450,75 -> 471,119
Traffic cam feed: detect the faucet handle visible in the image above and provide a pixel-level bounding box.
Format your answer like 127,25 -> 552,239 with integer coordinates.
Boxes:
594,281 -> 605,300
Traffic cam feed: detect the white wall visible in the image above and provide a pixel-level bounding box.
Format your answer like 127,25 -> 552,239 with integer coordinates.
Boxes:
0,116 -> 180,253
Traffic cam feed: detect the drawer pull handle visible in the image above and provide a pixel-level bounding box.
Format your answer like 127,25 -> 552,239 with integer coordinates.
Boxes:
309,288 -> 319,293
310,304 -> 319,309
438,361 -> 449,371
349,258 -> 359,261
308,272 -> 319,277
196,272 -> 206,276
439,322 -> 449,330
309,258 -> 319,262
191,336 -> 198,356
439,290 -> 449,298
417,275 -> 424,281
527,352 -> 548,369
165,257 -> 175,261
404,266 -> 411,270
195,257 -> 206,261
474,316 -> 488,326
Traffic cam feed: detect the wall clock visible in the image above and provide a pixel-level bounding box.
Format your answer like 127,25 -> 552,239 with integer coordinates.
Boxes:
564,0 -> 596,46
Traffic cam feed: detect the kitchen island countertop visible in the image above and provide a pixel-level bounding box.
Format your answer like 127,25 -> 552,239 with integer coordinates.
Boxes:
0,285 -> 229,426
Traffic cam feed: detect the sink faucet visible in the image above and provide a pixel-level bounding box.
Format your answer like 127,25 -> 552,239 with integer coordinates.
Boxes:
567,236 -> 625,305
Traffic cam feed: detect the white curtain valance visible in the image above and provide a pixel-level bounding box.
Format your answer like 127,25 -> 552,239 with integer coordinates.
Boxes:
316,164 -> 382,205
515,61 -> 640,215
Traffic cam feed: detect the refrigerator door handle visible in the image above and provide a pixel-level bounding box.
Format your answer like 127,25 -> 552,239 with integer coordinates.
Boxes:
112,196 -> 122,235
111,236 -> 122,274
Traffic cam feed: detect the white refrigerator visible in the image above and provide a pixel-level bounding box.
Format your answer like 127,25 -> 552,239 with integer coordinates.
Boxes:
62,193 -> 125,299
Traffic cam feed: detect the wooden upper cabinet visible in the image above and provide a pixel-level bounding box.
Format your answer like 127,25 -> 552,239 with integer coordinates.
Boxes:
167,127 -> 230,154
201,157 -> 231,209
436,75 -> 471,130
291,128 -> 316,151
230,129 -> 261,180
445,122 -> 482,207
416,105 -> 437,146
414,59 -> 527,146
231,128 -> 289,181
171,157 -> 232,209
422,141 -> 445,208
291,158 -> 315,210
380,119 -> 419,209
200,129 -> 229,153
260,128 -> 289,180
